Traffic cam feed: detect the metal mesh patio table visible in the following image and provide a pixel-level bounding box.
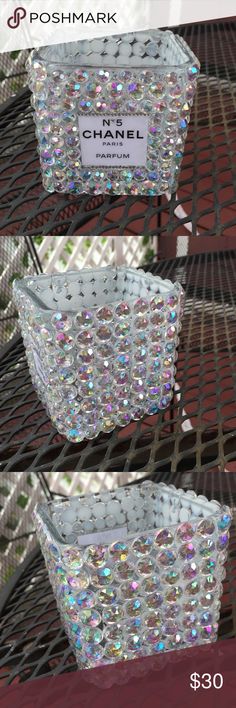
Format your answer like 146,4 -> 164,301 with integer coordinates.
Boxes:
0,19 -> 236,240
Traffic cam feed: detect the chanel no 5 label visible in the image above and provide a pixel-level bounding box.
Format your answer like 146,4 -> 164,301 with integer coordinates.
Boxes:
78,115 -> 148,167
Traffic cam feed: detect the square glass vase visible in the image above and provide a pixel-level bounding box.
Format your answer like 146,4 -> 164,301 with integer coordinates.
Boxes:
13,266 -> 184,443
33,480 -> 232,670
27,29 -> 200,196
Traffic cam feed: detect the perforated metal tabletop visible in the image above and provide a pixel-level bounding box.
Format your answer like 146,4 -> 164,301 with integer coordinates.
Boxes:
0,20 -> 236,237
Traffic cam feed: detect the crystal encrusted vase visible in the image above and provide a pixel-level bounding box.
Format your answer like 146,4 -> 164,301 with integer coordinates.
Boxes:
13,266 -> 184,443
27,29 -> 200,196
33,480 -> 232,670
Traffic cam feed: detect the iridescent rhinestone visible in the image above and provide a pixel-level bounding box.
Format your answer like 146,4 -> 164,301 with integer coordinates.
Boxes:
188,65 -> 200,78
150,295 -> 165,311
62,594 -> 76,610
155,529 -> 174,548
142,576 -> 160,594
104,624 -> 123,641
164,570 -> 179,585
86,82 -> 102,98
96,566 -> 113,586
165,586 -> 182,603
79,98 -> 92,113
96,325 -> 112,341
76,590 -> 95,608
149,82 -> 165,98
115,322 -> 130,338
49,544 -> 60,560
65,80 -> 81,96
51,312 -> 72,331
127,82 -> 143,99
183,598 -> 198,613
201,559 -> 216,575
146,593 -> 163,609
69,622 -> 81,636
77,347 -> 94,364
96,342 -> 114,358
80,609 -> 101,627
200,611 -> 213,625
67,570 -> 90,590
183,562 -> 198,580
54,565 -> 66,580
177,522 -> 194,541
185,580 -> 200,595
144,611 -> 161,628
179,543 -> 195,560
199,540 -> 215,557
84,643 -> 104,661
162,620 -> 178,636
109,81 -> 123,97
185,628 -> 198,643
116,354 -> 130,369
55,333 -> 74,351
132,536 -> 153,556
61,547 -> 83,571
200,592 -> 214,608
125,598 -> 143,617
197,518 -> 215,537
102,606 -> 124,624
121,580 -> 140,599
127,635 -> 142,652
217,533 -> 229,549
109,542 -> 128,562
105,641 -> 124,658
125,620 -> 141,640
134,298 -> 149,314
150,312 -> 164,326
218,513 -> 231,530
204,575 -> 217,590
115,561 -> 134,580
157,550 -> 176,567
84,545 -> 107,568
75,310 -> 93,328
167,633 -> 183,649
81,627 -> 103,644
96,306 -> 113,323
182,613 -> 197,628
97,588 -> 117,605
134,316 -> 149,330
153,641 -> 165,652
137,558 -> 155,575
201,625 -> 215,639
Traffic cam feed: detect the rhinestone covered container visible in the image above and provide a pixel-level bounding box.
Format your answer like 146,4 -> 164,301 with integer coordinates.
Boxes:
33,481 -> 232,670
26,30 -> 200,196
13,266 -> 184,443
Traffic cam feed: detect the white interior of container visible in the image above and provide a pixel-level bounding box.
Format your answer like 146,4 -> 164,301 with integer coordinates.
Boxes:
38,30 -> 192,69
37,483 -> 220,545
17,267 -> 179,311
